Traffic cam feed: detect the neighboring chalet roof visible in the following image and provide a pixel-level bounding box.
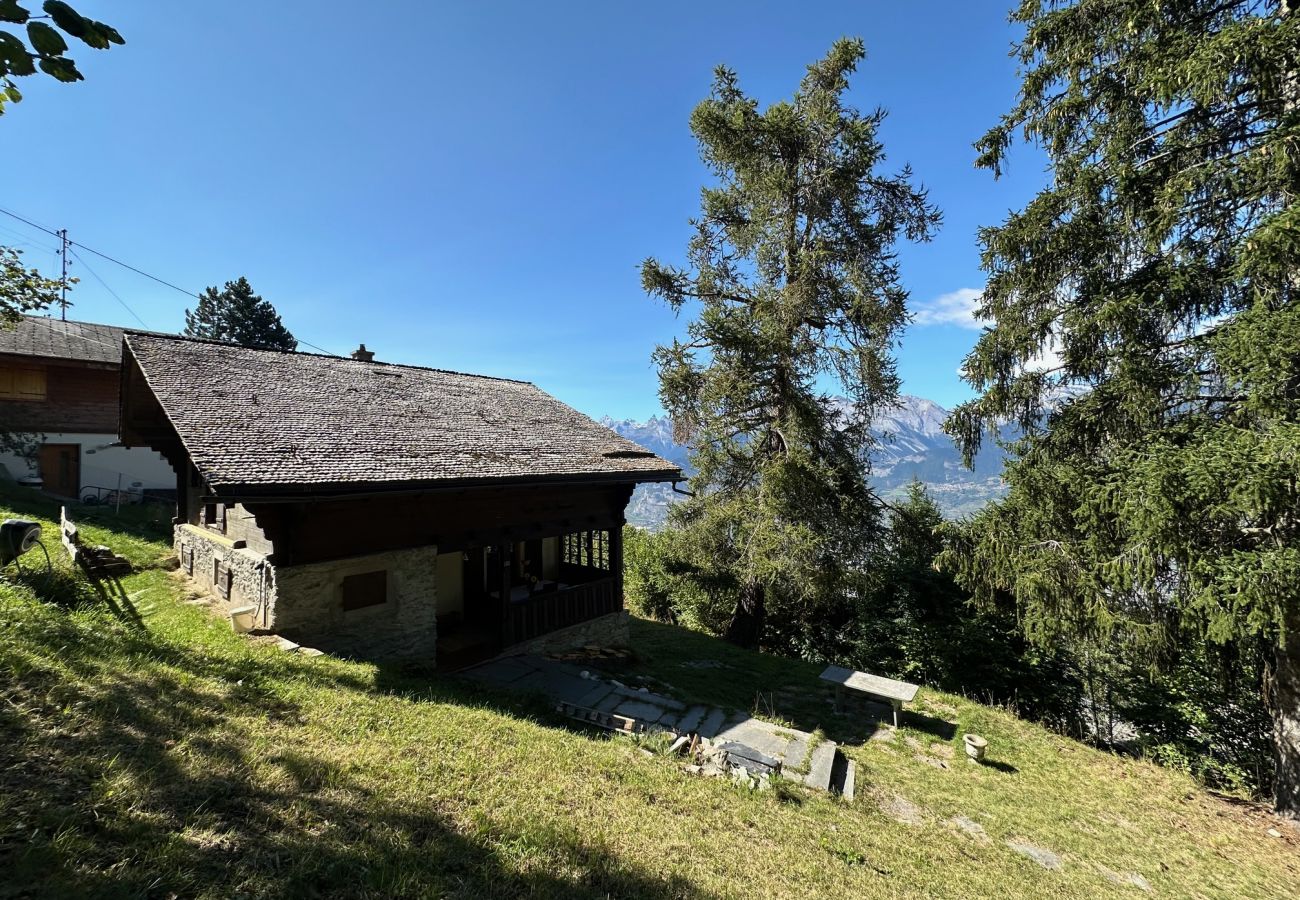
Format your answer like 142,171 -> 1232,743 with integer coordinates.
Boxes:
121,333 -> 683,496
0,315 -> 133,367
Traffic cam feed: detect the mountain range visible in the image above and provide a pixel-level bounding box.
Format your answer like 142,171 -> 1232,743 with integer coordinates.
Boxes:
600,395 -> 1016,529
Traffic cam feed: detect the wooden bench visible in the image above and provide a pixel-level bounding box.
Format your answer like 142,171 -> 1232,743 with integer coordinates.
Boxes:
820,665 -> 919,727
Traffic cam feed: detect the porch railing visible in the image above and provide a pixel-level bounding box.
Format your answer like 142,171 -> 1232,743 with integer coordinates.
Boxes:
504,576 -> 620,647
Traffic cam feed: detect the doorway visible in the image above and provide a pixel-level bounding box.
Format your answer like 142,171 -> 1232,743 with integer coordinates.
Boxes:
38,443 -> 80,499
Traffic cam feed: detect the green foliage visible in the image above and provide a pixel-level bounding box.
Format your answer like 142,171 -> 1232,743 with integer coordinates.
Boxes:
183,276 -> 298,351
940,0 -> 1300,810
0,1 -> 123,115
0,245 -> 64,326
641,38 -> 939,648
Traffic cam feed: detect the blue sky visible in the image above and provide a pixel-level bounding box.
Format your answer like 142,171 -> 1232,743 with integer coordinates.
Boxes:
1,1 -> 1046,421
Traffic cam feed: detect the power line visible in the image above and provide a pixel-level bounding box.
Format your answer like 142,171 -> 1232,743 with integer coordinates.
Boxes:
69,248 -> 149,329
0,205 -> 342,356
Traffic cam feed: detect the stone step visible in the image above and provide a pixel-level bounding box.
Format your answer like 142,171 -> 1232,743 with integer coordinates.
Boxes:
696,708 -> 728,739
574,682 -> 614,709
610,683 -> 685,710
803,740 -> 838,792
594,691 -> 626,714
835,755 -> 857,801
675,705 -> 709,734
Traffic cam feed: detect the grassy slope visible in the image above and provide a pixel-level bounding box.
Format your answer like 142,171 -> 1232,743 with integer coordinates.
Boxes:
1,487 -> 1297,899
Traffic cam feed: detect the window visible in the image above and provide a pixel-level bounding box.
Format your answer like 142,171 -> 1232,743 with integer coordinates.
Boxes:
213,558 -> 232,599
203,502 -> 227,533
341,570 -> 388,611
0,365 -> 46,401
562,530 -> 610,571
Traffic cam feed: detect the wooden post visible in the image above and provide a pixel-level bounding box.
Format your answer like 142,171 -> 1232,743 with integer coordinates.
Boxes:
498,542 -> 511,646
610,525 -> 624,613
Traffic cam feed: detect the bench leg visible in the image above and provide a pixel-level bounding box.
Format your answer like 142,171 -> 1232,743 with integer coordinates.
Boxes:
892,700 -> 901,728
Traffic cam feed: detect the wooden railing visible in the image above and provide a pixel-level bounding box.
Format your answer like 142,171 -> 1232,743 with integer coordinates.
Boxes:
504,576 -> 620,647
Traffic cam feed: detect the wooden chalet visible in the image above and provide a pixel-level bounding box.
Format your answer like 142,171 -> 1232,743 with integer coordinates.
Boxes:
118,333 -> 681,668
0,315 -> 173,498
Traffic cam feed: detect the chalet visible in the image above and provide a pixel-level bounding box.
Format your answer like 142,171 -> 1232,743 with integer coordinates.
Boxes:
118,333 -> 682,667
0,316 -> 174,499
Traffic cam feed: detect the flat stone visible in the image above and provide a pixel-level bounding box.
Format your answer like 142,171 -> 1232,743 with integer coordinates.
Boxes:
275,637 -> 300,652
611,683 -> 684,710
1007,840 -> 1063,871
574,682 -> 615,709
594,691 -> 626,714
716,741 -> 781,774
676,705 -> 709,734
915,754 -> 949,770
879,794 -> 926,826
803,741 -> 837,792
840,759 -> 856,802
613,700 -> 666,722
696,708 -> 727,739
299,647 -> 324,657
950,816 -> 989,843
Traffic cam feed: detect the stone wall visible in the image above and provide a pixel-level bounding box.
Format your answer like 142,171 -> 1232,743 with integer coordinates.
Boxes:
500,610 -> 630,658
175,523 -> 439,660
176,523 -> 271,624
273,545 -> 439,660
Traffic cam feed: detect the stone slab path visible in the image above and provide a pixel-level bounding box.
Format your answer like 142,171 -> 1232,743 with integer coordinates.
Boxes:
461,654 -> 852,794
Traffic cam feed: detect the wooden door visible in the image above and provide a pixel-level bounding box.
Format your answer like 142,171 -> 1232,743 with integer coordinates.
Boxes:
38,443 -> 80,498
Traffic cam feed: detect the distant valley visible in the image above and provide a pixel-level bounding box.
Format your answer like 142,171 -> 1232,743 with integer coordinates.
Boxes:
601,395 -> 1015,530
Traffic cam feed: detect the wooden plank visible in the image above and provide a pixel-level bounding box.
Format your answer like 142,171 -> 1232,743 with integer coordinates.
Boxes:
819,664 -> 919,703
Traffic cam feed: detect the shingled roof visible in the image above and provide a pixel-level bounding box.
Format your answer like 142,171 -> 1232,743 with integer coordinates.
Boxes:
123,333 -> 682,494
0,315 -> 133,366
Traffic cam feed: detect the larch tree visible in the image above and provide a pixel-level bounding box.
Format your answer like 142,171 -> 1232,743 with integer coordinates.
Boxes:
184,277 -> 298,352
642,38 -> 940,649
940,1 -> 1300,812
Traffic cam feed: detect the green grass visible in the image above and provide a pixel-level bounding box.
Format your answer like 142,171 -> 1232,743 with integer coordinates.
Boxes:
2,487 -> 1298,898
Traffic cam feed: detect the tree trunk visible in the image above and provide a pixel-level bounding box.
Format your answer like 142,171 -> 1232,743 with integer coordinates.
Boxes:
1271,607 -> 1300,816
724,580 -> 766,649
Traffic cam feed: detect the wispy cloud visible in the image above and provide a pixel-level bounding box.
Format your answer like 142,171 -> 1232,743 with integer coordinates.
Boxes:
911,287 -> 984,330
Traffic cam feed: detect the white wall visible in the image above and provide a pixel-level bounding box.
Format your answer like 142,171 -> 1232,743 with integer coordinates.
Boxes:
0,432 -> 175,495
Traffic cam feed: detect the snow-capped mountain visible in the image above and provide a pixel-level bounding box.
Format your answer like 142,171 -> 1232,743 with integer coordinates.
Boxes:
601,396 -> 1015,529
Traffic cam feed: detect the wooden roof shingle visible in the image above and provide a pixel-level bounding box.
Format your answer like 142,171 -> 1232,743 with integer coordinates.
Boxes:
0,315 -> 131,366
124,333 -> 682,494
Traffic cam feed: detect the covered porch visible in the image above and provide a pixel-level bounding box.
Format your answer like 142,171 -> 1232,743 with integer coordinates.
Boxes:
434,527 -> 624,670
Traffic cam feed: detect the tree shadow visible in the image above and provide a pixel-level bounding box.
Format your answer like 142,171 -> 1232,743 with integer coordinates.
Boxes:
2,595 -> 709,899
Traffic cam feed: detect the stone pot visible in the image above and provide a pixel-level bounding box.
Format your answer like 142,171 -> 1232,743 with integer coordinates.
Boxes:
964,733 -> 988,763
229,605 -> 257,634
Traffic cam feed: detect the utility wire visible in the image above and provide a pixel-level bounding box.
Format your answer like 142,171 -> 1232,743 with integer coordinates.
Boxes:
0,205 -> 342,356
68,248 -> 149,329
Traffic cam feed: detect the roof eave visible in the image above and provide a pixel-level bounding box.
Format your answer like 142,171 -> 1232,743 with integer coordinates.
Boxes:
205,467 -> 685,503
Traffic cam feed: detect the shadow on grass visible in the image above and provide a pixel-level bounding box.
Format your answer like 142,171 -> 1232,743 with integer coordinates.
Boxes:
1,594 -> 708,899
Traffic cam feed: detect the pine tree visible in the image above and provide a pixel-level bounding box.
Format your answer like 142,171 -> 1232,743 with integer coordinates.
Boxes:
642,39 -> 940,649
184,277 -> 297,351
941,1 -> 1300,812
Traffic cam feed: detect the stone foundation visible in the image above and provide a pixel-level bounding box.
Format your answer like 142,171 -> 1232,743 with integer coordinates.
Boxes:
273,546 -> 439,660
499,610 -> 630,658
174,524 -> 438,661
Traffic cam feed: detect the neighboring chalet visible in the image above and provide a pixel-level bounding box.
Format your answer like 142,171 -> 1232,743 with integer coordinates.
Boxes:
119,333 -> 682,668
0,316 -> 174,499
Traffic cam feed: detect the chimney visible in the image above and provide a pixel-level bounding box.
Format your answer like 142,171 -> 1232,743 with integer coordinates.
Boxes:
351,343 -> 375,362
